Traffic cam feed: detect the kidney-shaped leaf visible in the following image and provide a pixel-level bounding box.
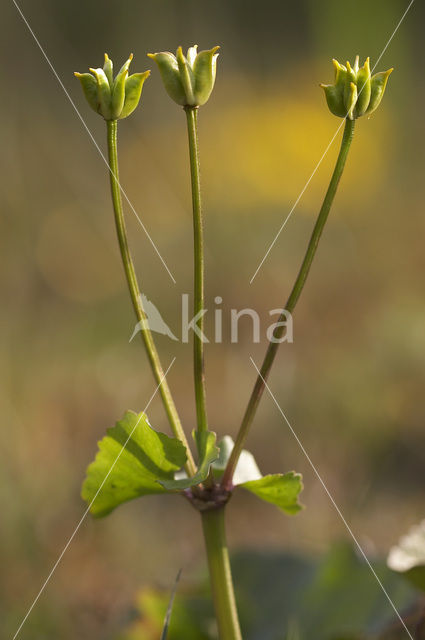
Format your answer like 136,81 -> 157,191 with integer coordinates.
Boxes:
240,472 -> 304,515
82,410 -> 187,517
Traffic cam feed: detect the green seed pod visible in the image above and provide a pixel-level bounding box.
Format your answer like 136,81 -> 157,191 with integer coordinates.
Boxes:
74,53 -> 150,120
120,71 -> 151,118
176,46 -> 196,105
354,57 -> 371,117
320,60 -> 347,118
193,46 -> 220,106
148,44 -> 220,108
74,72 -> 100,114
147,52 -> 186,105
90,67 -> 113,120
103,53 -> 114,87
366,69 -> 393,115
345,80 -> 358,121
320,56 -> 393,120
343,60 -> 358,116
111,54 -> 133,119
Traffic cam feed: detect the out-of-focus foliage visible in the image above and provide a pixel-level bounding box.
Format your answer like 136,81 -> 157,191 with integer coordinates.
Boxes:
117,587 -> 213,640
388,520 -> 425,593
118,544 -> 423,640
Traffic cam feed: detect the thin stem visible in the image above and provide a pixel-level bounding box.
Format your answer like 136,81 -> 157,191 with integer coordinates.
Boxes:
185,107 -> 209,435
201,507 -> 242,640
106,119 -> 196,477
222,118 -> 356,489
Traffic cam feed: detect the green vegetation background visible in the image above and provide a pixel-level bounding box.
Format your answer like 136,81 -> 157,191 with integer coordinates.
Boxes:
1,0 -> 424,637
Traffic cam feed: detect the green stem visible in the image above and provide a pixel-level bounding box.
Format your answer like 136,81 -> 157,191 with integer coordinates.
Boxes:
106,119 -> 196,477
222,118 -> 355,489
185,107 -> 209,435
201,507 -> 242,640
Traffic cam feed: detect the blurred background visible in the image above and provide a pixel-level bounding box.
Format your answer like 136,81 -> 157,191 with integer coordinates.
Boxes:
1,0 -> 424,638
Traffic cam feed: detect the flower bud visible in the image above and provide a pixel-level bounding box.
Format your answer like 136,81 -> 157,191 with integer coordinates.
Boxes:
320,56 -> 393,119
74,53 -> 150,120
148,45 -> 220,107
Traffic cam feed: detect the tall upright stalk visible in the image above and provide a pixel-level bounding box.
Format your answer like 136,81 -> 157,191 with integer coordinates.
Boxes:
74,49 -> 393,640
222,118 -> 356,488
185,106 -> 209,435
202,507 -> 242,640
185,105 -> 242,636
106,119 -> 196,477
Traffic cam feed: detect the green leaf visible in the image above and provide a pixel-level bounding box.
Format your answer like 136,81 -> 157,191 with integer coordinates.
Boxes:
161,430 -> 219,490
81,410 -> 187,517
240,472 -> 303,515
